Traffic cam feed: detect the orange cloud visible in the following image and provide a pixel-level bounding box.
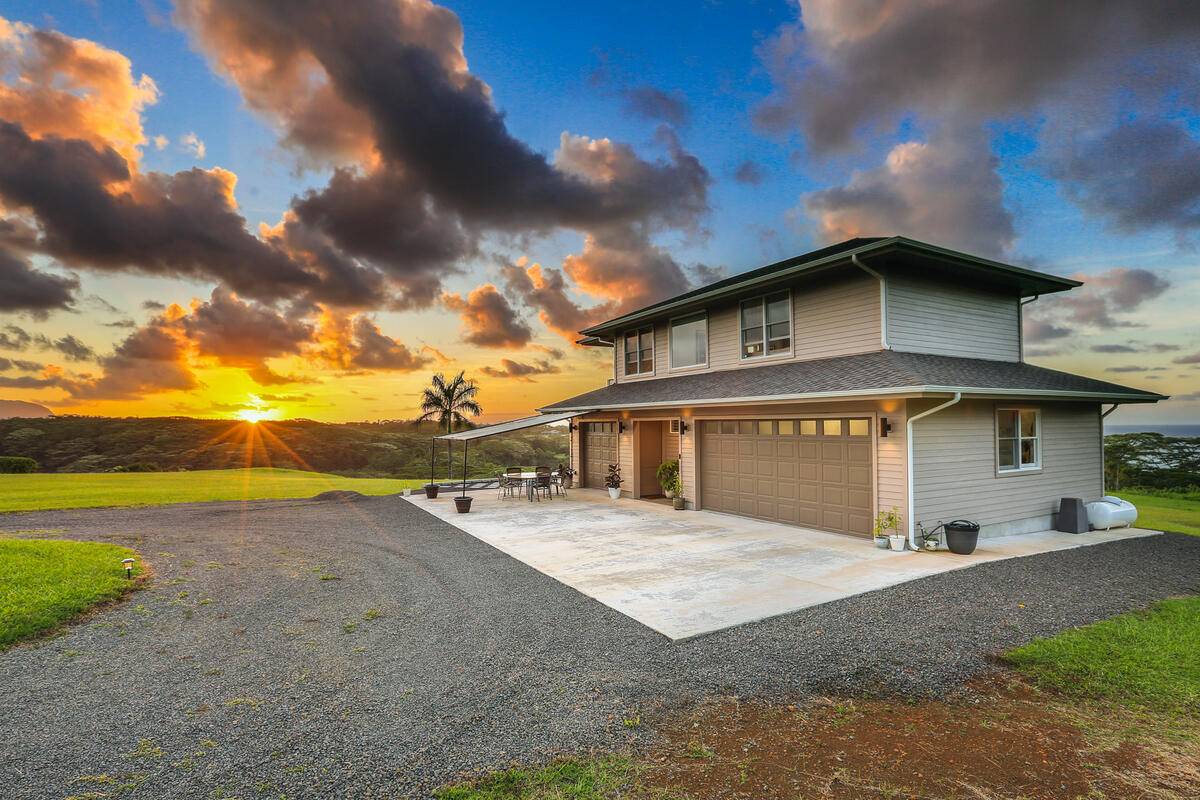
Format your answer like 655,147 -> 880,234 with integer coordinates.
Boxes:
441,283 -> 532,349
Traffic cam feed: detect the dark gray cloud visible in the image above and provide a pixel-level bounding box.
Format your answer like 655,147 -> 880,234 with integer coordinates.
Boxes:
50,334 -> 95,362
622,86 -> 690,127
1045,120 -> 1200,236
1091,344 -> 1138,354
479,358 -> 561,382
440,284 -> 533,349
0,243 -> 78,317
1023,319 -> 1072,343
755,0 -> 1200,153
180,287 -> 314,383
0,356 -> 43,372
1026,267 -> 1171,341
733,160 -> 766,186
1173,351 -> 1200,365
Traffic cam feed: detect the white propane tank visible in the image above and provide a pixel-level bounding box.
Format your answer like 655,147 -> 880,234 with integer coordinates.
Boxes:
1086,496 -> 1138,530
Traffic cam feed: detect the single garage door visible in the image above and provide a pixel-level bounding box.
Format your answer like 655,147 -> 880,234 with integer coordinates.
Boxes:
699,418 -> 873,536
581,421 -> 618,488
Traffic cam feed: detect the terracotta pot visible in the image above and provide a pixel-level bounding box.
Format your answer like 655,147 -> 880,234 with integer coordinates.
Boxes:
453,495 -> 473,513
424,484 -> 440,499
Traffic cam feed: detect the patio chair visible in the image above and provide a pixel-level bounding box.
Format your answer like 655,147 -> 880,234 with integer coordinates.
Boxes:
553,466 -> 568,497
497,466 -> 523,500
532,466 -> 553,502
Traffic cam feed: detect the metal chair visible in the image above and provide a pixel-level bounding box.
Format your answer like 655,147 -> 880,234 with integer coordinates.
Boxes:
553,466 -> 568,497
498,466 -> 522,500
532,466 -> 553,501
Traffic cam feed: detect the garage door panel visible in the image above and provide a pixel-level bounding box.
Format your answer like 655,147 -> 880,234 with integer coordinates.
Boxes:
700,417 -> 874,537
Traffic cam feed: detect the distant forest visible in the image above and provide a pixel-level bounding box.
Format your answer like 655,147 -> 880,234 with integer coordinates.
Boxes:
0,416 -> 569,479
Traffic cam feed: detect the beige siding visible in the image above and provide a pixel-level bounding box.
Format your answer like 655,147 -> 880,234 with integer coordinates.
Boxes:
887,273 -> 1021,362
614,268 -> 882,383
663,424 -> 680,461
909,399 -> 1102,535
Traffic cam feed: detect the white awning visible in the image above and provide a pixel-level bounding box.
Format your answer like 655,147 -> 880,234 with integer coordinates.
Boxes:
434,409 -> 593,441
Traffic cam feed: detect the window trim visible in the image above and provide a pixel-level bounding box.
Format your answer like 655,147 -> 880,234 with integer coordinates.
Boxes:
667,311 -> 709,372
995,407 -> 1042,474
622,325 -> 655,377
738,289 -> 793,361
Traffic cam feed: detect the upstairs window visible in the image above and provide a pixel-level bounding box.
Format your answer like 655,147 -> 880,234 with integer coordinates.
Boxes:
669,312 -> 707,369
624,326 -> 654,375
996,408 -> 1040,472
740,291 -> 791,359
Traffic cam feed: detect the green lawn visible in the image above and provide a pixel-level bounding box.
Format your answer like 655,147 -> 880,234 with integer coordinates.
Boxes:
1121,490 -> 1200,536
0,468 -> 429,513
0,538 -> 143,648
1005,596 -> 1200,713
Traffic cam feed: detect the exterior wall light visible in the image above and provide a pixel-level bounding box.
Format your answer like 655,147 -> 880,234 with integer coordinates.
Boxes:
879,418 -> 892,437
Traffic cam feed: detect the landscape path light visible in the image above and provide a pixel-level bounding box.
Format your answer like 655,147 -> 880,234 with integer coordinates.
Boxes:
122,557 -> 136,579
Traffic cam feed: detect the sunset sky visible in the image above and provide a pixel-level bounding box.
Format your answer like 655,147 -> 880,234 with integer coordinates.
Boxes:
1,0 -> 1198,424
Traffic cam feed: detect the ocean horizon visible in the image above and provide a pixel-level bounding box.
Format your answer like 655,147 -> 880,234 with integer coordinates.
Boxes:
1106,423 -> 1200,437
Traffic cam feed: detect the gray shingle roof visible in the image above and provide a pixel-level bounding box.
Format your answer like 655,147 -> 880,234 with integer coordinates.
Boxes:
539,350 -> 1164,411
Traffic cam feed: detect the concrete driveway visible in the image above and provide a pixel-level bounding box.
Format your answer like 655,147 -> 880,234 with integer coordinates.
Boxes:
406,488 -> 1158,639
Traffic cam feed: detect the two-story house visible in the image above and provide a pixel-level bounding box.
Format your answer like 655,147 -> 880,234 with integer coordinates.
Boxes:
538,236 -> 1165,543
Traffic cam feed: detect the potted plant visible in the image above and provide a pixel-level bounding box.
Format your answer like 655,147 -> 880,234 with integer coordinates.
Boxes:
557,463 -> 576,489
668,474 -> 685,510
424,483 -> 440,499
872,508 -> 901,550
604,464 -> 623,500
656,459 -> 680,498
454,494 -> 472,513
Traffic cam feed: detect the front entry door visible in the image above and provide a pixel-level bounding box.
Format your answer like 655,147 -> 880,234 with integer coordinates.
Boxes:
638,421 -> 663,497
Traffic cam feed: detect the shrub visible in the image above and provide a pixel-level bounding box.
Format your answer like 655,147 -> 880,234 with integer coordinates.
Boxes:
0,456 -> 37,473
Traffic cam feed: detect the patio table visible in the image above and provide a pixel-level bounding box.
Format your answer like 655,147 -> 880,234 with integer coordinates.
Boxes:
500,472 -> 560,501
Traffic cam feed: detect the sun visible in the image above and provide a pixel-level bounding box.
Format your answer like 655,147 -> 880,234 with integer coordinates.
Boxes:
236,408 -> 272,424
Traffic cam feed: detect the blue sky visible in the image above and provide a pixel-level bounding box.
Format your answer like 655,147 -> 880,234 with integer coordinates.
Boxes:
0,0 -> 1197,423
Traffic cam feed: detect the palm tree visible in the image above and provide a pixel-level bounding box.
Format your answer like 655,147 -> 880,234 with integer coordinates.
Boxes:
415,371 -> 482,480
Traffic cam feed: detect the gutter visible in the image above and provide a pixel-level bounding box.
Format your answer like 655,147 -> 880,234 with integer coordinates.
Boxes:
852,253 -> 889,350
1018,295 -> 1038,361
906,392 -> 962,549
1100,403 -> 1119,493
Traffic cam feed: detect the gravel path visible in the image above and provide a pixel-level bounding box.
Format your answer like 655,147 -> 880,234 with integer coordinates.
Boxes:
1,496 -> 1197,798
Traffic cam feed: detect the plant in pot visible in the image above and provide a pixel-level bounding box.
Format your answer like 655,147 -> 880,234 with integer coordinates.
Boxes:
557,463 -> 576,489
604,464 -> 623,500
872,508 -> 902,550
454,493 -> 472,513
668,474 -> 686,510
424,483 -> 440,499
655,459 -> 680,498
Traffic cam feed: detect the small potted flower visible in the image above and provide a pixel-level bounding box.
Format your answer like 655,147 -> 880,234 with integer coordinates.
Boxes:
872,508 -> 902,550
668,474 -> 685,510
656,459 -> 680,498
604,464 -> 623,500
557,463 -> 577,489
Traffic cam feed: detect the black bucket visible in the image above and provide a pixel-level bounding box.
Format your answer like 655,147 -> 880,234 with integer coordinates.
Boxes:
944,520 -> 980,555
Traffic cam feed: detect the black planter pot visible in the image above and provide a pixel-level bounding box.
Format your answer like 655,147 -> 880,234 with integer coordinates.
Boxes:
454,495 -> 473,513
424,484 -> 439,499
944,520 -> 980,555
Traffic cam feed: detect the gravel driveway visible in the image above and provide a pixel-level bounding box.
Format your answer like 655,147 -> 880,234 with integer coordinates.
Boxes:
1,495 -> 1197,798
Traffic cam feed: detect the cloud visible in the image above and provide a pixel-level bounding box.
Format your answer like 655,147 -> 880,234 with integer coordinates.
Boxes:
49,334 -> 95,361
0,323 -> 93,361
151,133 -> 168,150
479,358 -> 561,382
622,86 -> 690,126
0,15 -> 159,164
733,160 -> 766,186
1044,120 -> 1200,237
1023,319 -> 1072,343
64,315 -> 200,400
0,243 -> 78,316
1090,344 -> 1138,354
501,258 -> 616,342
314,312 -> 433,372
802,127 -> 1013,257
1173,351 -> 1200,365
0,356 -> 42,371
441,284 -> 533,349
141,299 -> 165,310
1174,391 -> 1200,401
689,262 -> 728,286
1106,365 -> 1151,373
178,287 -> 313,381
754,0 -> 1200,153
179,131 -> 205,159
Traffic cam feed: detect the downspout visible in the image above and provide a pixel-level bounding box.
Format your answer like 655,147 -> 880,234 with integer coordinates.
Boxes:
852,253 -> 889,350
1100,403 -> 1119,492
906,392 -> 962,549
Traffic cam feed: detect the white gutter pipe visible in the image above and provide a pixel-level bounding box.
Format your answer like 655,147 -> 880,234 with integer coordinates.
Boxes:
1100,403 -> 1119,492
852,253 -> 890,350
1018,295 -> 1038,361
906,392 -> 962,549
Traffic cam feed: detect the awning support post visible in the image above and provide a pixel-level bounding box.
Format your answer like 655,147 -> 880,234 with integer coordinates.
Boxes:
461,440 -> 469,497
429,438 -> 436,487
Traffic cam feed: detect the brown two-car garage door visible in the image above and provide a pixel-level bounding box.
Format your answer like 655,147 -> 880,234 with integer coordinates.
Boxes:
699,418 -> 873,536
581,421 -> 618,488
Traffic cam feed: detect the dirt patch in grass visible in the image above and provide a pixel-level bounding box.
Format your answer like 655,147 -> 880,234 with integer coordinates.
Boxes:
637,677 -> 1200,800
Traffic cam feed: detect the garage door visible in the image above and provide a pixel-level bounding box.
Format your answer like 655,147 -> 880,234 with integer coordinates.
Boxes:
581,422 -> 617,488
699,418 -> 873,536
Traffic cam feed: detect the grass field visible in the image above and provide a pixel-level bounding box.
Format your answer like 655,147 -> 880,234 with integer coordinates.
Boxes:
0,468 -> 429,513
1121,490 -> 1200,536
0,538 -> 143,648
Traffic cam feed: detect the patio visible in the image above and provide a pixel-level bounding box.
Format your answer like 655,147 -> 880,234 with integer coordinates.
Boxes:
404,488 -> 1160,639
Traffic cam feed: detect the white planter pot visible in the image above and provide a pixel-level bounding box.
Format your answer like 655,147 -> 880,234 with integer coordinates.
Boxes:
888,534 -> 906,551
873,536 -> 889,549
607,487 -> 621,500
663,488 -> 675,499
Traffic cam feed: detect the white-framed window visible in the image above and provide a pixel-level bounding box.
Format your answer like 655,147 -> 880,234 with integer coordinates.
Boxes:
740,290 -> 791,359
996,407 -> 1040,472
669,312 -> 707,369
623,326 -> 654,376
